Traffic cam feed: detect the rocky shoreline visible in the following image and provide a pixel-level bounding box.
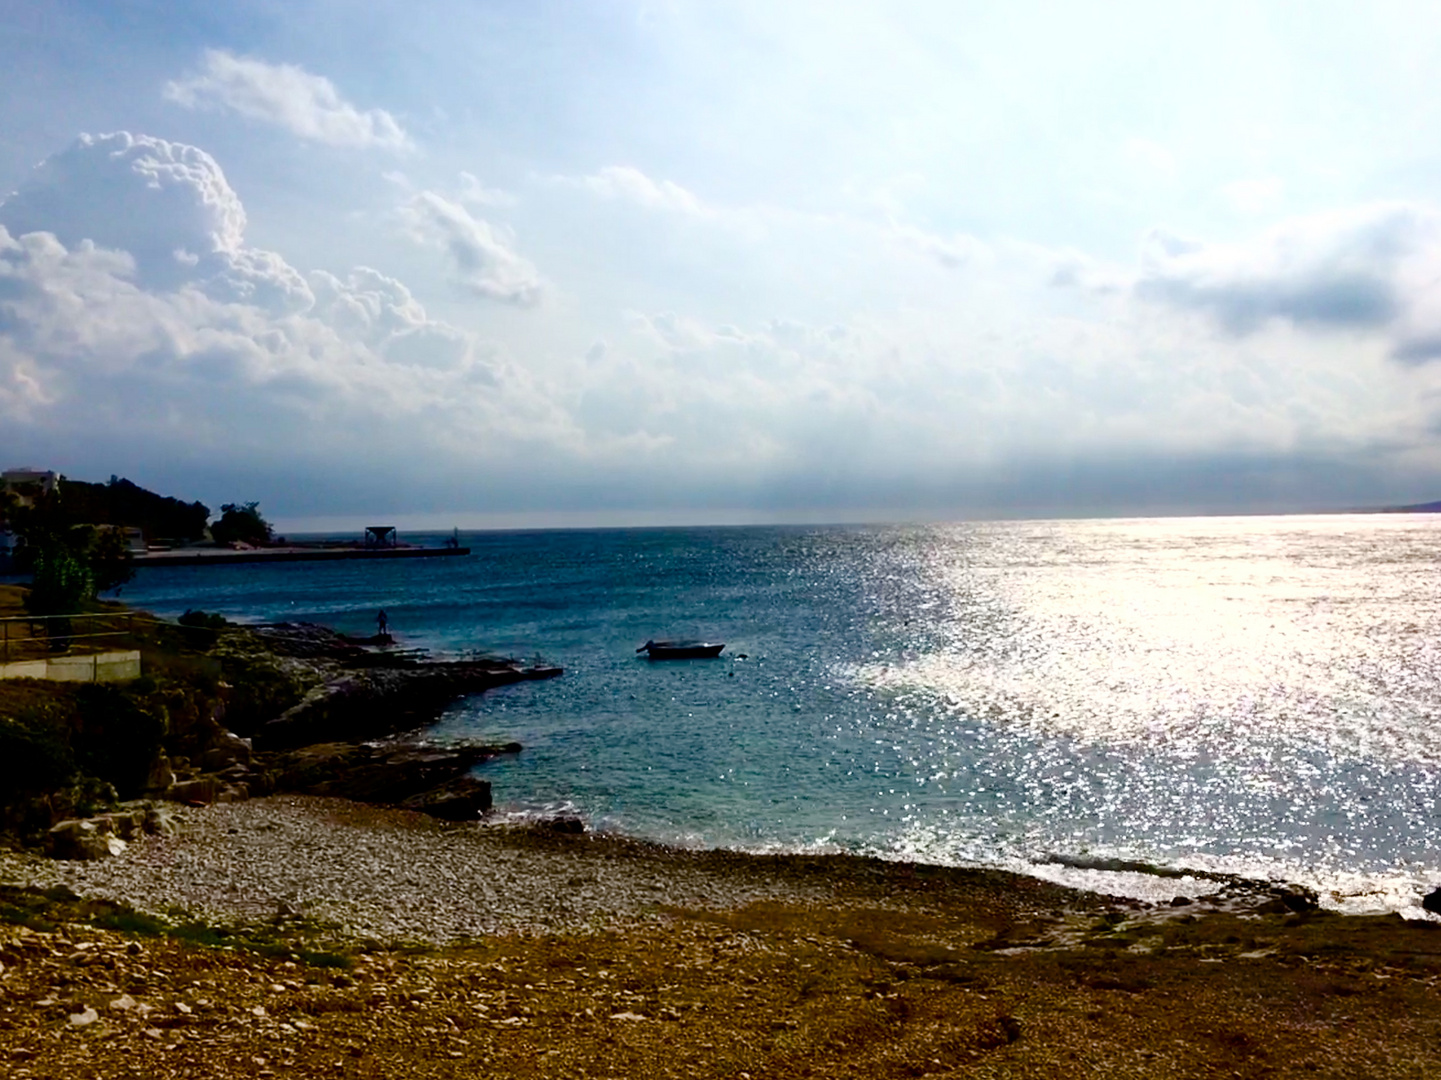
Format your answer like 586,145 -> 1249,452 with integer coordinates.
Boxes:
31,617 -> 563,861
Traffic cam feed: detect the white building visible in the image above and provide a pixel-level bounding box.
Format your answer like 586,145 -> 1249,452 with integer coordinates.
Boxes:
2,467 -> 58,505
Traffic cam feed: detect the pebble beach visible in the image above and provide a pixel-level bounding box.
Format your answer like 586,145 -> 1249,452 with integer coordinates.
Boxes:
6,796 -> 1441,1077
0,797 -> 839,943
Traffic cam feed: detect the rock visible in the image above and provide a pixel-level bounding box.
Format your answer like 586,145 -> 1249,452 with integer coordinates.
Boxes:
144,804 -> 179,836
200,732 -> 252,772
257,659 -> 559,750
171,777 -> 220,805
68,1006 -> 100,1027
93,809 -> 145,841
1422,887 -> 1441,916
1170,896 -> 1193,907
397,776 -> 492,820
47,819 -> 126,860
109,995 -> 138,1012
1278,889 -> 1319,913
143,751 -> 175,796
270,742 -> 511,810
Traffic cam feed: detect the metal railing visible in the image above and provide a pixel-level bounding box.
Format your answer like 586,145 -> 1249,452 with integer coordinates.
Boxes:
0,611 -> 151,663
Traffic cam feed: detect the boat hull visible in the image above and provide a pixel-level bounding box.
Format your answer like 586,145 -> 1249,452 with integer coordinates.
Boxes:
640,642 -> 725,660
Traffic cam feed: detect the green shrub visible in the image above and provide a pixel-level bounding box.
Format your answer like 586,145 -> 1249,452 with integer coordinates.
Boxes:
73,684 -> 165,799
219,652 -> 305,736
0,712 -> 75,795
177,609 -> 228,649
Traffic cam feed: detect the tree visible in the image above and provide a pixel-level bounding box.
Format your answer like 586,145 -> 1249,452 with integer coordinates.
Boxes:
89,525 -> 136,594
210,502 -> 272,546
25,540 -> 94,618
9,490 -> 134,619
56,477 -> 209,542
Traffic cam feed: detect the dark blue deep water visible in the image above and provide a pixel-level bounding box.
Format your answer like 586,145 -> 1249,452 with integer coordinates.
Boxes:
117,516 -> 1441,912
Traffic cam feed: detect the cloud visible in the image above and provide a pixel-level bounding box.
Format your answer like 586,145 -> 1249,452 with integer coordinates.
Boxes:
457,172 -> 516,209
889,223 -> 987,269
1135,204 -> 1441,358
0,132 -> 246,287
4,132 -> 1441,519
164,49 -> 409,151
398,191 -> 543,306
0,132 -> 569,483
573,166 -> 708,215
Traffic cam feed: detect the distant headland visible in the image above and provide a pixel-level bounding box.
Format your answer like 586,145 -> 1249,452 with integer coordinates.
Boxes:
1372,499 -> 1441,513
0,468 -> 467,572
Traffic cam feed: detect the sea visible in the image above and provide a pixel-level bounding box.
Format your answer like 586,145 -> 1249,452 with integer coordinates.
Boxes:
115,515 -> 1441,915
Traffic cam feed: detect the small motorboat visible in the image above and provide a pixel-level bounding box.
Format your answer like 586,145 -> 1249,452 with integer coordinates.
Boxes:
637,639 -> 726,660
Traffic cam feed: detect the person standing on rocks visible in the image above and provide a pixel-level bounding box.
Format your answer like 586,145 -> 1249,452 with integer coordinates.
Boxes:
377,609 -> 390,641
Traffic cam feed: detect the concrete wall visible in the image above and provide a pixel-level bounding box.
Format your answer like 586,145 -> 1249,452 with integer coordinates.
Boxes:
0,649 -> 141,683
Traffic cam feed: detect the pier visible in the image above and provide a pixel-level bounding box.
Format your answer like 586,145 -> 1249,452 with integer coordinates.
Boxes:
132,545 -> 470,567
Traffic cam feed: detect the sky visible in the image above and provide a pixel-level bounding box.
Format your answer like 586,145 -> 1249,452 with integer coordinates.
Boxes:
6,1 -> 1441,529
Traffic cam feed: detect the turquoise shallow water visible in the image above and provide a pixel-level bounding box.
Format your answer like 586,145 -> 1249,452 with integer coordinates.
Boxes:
117,516 -> 1441,912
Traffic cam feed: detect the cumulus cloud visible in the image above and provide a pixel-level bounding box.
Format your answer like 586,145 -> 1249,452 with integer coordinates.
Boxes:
0,132 -> 570,481
398,191 -> 543,305
164,50 -> 409,150
0,132 -> 245,286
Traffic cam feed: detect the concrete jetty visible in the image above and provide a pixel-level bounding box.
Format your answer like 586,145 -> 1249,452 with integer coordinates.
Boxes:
132,545 -> 470,567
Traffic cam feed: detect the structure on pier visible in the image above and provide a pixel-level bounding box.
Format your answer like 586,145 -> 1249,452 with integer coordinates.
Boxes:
364,525 -> 398,548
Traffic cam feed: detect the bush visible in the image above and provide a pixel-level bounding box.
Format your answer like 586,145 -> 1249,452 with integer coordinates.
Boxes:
72,684 -> 166,799
178,609 -> 228,649
25,542 -> 93,623
90,526 -> 135,595
178,610 -> 228,630
0,713 -> 75,795
219,652 -> 305,736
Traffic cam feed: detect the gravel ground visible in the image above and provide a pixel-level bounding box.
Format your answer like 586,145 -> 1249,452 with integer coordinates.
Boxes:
7,797 -> 1441,1077
0,797 -> 834,942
